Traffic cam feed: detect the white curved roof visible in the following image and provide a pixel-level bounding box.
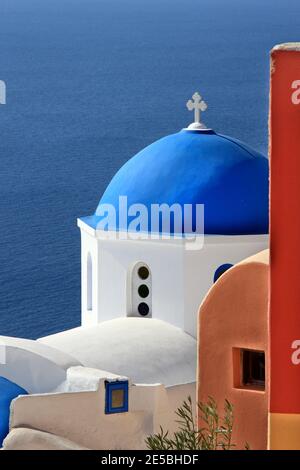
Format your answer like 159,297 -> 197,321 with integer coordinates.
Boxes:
39,318 -> 196,387
0,335 -> 80,394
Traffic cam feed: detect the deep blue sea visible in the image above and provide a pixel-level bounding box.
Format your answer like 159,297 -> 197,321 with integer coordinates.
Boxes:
0,0 -> 300,339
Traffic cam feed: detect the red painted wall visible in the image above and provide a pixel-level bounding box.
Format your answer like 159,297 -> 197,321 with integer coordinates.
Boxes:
269,47 -> 300,413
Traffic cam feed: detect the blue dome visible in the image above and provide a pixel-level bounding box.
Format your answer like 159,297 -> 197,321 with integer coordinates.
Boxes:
0,377 -> 28,445
85,129 -> 269,235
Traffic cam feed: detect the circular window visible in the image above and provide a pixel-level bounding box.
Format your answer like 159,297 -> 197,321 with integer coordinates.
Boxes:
138,302 -> 149,316
213,263 -> 233,283
138,284 -> 149,298
138,266 -> 149,280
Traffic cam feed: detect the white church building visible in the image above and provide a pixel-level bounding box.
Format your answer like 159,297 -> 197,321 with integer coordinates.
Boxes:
0,94 -> 269,449
74,92 -> 269,338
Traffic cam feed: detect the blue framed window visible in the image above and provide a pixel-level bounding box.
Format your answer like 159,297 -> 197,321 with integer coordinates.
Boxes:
105,380 -> 129,414
213,263 -> 233,283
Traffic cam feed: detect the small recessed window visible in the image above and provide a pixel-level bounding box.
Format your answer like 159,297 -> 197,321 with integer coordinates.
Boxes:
138,302 -> 149,316
138,284 -> 149,298
138,266 -> 149,280
242,350 -> 265,389
233,348 -> 265,391
105,381 -> 129,414
213,263 -> 233,283
87,253 -> 93,311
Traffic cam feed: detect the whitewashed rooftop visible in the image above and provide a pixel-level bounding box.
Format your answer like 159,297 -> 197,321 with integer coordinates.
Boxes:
39,318 -> 197,387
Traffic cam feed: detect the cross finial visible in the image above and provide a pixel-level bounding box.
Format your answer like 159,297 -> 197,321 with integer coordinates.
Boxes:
186,92 -> 208,130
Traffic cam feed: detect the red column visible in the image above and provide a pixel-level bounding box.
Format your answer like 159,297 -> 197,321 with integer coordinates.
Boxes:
269,43 -> 300,449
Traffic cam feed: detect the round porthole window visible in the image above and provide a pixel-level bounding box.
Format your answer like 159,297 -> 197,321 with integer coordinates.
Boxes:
138,302 -> 150,316
138,284 -> 149,298
138,266 -> 149,280
213,263 -> 233,283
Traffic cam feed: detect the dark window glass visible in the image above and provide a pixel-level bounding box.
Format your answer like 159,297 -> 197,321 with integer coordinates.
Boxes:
242,350 -> 265,389
111,389 -> 124,409
138,266 -> 149,280
138,302 -> 149,316
138,284 -> 149,298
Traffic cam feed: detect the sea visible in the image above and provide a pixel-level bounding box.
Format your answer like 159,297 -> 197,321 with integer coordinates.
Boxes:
0,0 -> 299,339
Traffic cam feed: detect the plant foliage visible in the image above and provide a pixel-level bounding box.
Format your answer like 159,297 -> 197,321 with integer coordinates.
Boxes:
146,396 -> 240,450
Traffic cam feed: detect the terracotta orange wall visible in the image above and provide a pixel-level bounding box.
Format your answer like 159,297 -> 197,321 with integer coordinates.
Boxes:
197,251 -> 269,450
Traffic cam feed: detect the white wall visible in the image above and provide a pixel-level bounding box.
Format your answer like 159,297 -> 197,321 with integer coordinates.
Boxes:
79,222 -> 268,338
183,234 -> 269,337
80,228 -> 99,327
79,221 -> 185,330
3,428 -> 89,450
99,238 -> 185,328
9,366 -> 195,450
